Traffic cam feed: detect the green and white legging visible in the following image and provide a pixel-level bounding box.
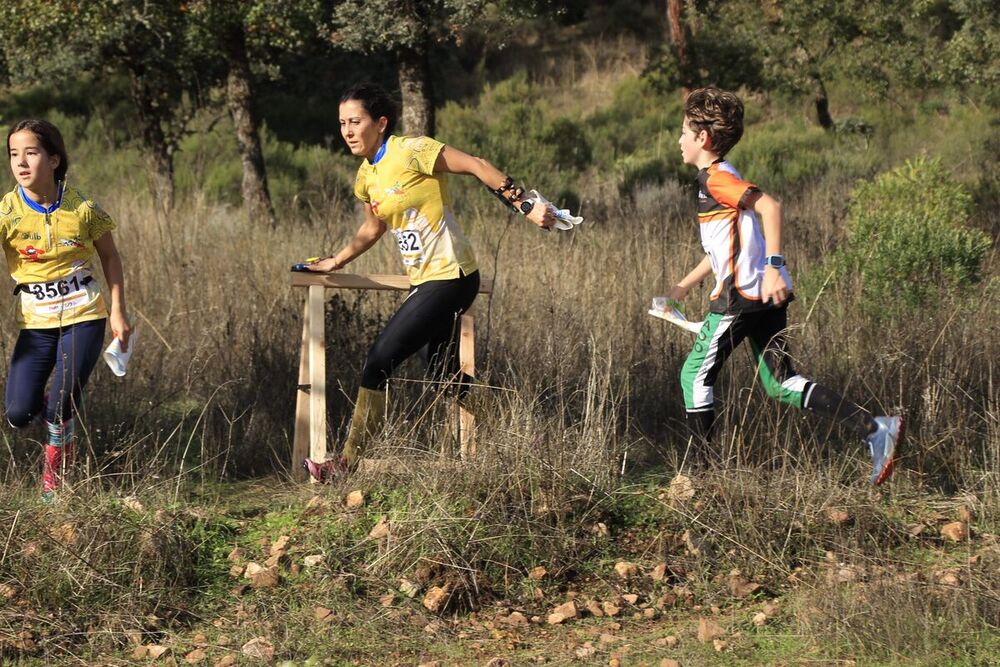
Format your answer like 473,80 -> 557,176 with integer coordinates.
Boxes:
680,305 -> 874,440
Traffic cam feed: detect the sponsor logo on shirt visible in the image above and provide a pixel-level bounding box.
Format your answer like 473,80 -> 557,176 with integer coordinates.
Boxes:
18,245 -> 45,262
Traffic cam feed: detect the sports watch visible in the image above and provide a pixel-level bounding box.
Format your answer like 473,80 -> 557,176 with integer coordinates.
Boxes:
765,254 -> 786,268
518,199 -> 534,215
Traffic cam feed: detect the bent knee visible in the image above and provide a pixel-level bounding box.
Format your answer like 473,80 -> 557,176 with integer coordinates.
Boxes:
5,406 -> 36,429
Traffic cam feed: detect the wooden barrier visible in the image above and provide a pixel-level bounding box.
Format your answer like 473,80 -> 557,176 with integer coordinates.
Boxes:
291,271 -> 493,481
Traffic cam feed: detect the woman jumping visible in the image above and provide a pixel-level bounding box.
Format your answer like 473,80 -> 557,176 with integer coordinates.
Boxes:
303,83 -> 553,479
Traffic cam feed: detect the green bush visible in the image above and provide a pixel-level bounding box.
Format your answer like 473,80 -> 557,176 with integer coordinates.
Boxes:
437,73 -> 592,210
827,157 -> 991,317
729,120 -> 879,192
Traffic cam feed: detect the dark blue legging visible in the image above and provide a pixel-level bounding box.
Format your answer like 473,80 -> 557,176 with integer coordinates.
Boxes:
5,319 -> 106,427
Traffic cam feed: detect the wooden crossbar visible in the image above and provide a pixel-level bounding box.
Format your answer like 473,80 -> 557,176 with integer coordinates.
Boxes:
291,271 -> 492,482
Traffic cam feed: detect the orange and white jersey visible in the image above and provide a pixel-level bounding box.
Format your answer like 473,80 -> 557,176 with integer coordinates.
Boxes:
696,160 -> 792,314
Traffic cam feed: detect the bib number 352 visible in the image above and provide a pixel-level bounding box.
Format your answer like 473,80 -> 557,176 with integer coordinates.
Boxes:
393,229 -> 425,266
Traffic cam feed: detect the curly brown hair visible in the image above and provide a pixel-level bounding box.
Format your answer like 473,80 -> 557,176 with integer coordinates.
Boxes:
684,87 -> 744,158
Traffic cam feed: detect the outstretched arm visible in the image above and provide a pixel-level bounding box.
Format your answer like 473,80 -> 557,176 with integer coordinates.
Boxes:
94,232 -> 132,350
434,145 -> 554,229
307,203 -> 387,272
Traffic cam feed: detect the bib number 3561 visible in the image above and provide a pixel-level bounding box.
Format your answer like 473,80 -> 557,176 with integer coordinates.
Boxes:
22,272 -> 91,315
28,275 -> 85,301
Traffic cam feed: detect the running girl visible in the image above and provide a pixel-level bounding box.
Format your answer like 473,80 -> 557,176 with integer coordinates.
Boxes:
3,119 -> 131,502
303,83 -> 553,479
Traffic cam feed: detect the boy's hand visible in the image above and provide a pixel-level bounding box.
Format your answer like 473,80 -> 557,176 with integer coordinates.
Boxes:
665,285 -> 689,302
762,268 -> 789,305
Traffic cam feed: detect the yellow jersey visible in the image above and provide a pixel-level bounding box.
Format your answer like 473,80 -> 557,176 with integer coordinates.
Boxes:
0,184 -> 114,329
353,135 -> 478,284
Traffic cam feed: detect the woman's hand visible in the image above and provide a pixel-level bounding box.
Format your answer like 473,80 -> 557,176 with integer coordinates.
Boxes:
305,257 -> 343,273
526,203 -> 555,229
110,310 -> 132,352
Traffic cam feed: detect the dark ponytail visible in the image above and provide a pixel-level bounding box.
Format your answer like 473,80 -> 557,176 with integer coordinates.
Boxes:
7,119 -> 70,183
339,83 -> 398,136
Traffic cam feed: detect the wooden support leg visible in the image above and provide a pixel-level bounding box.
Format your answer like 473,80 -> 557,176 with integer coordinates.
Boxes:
458,310 -> 476,460
292,297 -> 311,481
308,285 -> 327,481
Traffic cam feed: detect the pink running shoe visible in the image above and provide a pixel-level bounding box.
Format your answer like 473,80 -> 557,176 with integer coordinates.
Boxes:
42,440 -> 76,502
302,457 -> 348,483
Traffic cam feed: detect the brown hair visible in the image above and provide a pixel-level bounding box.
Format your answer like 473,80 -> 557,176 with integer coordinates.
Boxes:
684,87 -> 744,157
7,119 -> 69,183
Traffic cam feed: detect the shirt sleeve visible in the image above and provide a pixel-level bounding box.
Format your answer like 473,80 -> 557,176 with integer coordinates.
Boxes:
81,196 -> 116,240
353,168 -> 371,203
400,136 -> 445,176
705,168 -> 760,209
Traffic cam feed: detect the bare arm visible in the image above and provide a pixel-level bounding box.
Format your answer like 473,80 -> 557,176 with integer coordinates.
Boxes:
665,255 -> 714,302
306,203 -> 387,272
434,145 -> 554,228
745,191 -> 789,305
94,232 -> 132,349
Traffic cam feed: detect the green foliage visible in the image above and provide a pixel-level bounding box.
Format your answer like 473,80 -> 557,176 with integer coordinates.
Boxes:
186,0 -> 324,74
329,0 -> 530,54
584,77 -> 686,195
674,0 -> 1000,119
438,73 -> 592,208
826,157 -> 991,316
174,119 -> 356,210
728,120 -> 880,191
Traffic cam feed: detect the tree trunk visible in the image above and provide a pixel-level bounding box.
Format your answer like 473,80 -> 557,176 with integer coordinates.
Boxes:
398,43 -> 434,137
225,27 -> 277,228
666,0 -> 694,92
130,71 -> 175,215
811,74 -> 834,130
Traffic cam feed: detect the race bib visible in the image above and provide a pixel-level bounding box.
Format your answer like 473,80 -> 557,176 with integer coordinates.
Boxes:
20,270 -> 94,315
393,228 -> 425,267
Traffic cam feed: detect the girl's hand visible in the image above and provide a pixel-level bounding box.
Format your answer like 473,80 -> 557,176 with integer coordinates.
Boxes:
111,311 -> 132,352
526,203 -> 555,229
305,257 -> 343,273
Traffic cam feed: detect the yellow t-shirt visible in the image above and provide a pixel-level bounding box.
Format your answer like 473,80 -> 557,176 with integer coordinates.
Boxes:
353,135 -> 478,285
0,184 -> 114,329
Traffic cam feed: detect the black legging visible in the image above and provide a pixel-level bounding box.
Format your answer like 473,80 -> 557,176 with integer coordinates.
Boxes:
361,270 -> 480,391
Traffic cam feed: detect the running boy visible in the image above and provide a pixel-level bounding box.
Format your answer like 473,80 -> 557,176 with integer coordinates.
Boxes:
664,88 -> 900,485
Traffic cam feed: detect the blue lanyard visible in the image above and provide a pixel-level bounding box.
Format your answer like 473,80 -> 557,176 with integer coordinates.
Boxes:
18,182 -> 64,214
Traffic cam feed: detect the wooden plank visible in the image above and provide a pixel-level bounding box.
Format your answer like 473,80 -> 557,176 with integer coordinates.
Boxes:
458,310 -> 476,460
291,297 -> 311,481
292,271 -> 493,294
307,285 -> 327,481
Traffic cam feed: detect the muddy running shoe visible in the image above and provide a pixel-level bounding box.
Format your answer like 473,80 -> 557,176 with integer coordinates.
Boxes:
302,457 -> 348,484
866,415 -> 902,486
